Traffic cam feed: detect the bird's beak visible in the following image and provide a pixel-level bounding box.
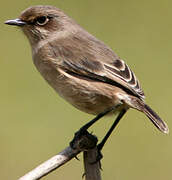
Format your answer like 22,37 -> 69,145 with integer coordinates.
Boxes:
5,18 -> 26,26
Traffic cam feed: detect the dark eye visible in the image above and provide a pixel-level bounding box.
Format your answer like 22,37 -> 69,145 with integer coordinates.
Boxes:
36,16 -> 49,26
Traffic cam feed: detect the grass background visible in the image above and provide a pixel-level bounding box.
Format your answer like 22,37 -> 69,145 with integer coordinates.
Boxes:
1,0 -> 172,179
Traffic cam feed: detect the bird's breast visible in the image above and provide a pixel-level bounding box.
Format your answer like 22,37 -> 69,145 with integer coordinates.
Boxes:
33,56 -> 124,115
32,43 -> 127,115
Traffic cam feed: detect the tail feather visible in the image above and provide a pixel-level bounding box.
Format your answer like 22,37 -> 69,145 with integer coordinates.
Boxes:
143,104 -> 169,134
123,96 -> 169,133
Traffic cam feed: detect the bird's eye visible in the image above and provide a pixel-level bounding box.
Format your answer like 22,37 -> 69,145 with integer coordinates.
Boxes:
36,16 -> 49,26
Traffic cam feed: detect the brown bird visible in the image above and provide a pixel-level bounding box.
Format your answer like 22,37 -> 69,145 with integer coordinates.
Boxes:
5,5 -> 169,154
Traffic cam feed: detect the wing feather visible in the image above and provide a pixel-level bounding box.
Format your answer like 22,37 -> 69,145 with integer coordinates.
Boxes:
52,33 -> 145,100
104,59 -> 145,98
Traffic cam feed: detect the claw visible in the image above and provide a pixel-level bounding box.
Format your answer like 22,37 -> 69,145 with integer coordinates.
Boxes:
74,155 -> 80,161
82,172 -> 86,179
70,128 -> 98,151
89,146 -> 103,170
70,128 -> 88,149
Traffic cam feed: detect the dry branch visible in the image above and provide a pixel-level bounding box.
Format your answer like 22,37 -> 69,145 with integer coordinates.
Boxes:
18,131 -> 101,180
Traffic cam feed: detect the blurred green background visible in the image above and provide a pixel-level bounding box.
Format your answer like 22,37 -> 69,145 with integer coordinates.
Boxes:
1,0 -> 172,179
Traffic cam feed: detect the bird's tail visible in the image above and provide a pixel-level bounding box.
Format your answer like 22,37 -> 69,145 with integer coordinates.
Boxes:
143,103 -> 169,134
123,96 -> 169,134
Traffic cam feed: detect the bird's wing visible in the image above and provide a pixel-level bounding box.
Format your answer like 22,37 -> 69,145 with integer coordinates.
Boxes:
103,59 -> 145,98
61,58 -> 144,99
55,35 -> 145,99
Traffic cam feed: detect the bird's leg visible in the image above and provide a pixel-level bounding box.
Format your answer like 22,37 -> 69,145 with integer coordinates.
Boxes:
70,108 -> 113,149
95,109 -> 127,162
80,108 -> 114,132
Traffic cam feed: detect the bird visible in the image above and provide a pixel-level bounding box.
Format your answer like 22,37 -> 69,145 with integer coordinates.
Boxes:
5,5 -> 169,154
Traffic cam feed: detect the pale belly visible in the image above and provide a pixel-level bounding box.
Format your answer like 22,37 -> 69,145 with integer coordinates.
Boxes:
34,60 -> 125,115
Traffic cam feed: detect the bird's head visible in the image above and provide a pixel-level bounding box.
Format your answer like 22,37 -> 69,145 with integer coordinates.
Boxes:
5,5 -> 77,45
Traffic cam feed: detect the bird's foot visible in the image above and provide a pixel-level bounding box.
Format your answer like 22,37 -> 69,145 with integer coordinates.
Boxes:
90,143 -> 103,169
70,128 -> 98,150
